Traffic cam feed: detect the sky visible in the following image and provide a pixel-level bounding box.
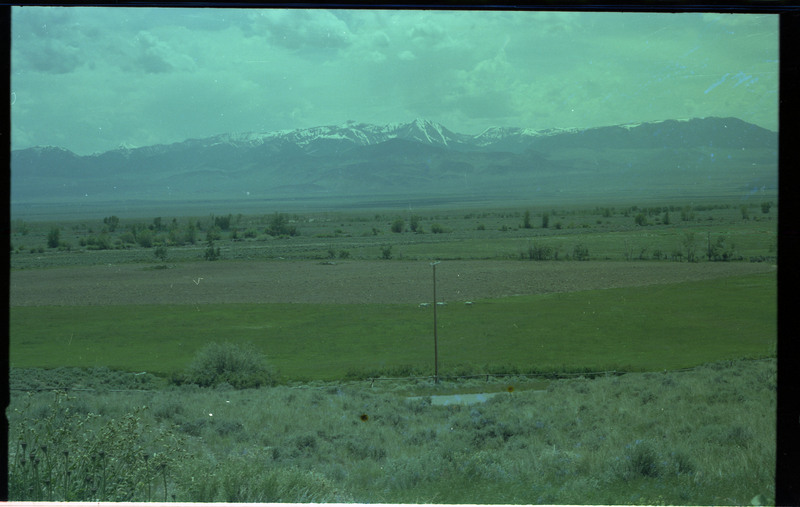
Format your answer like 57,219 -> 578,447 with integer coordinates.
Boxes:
11,7 -> 779,156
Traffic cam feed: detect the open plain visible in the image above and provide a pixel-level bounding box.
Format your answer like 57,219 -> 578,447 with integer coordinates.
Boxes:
9,258 -> 775,306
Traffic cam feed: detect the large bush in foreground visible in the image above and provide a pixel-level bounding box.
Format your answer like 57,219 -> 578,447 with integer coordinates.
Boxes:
183,342 -> 277,389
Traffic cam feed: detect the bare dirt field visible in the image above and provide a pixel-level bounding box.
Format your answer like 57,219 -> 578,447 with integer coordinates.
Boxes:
9,260 -> 775,307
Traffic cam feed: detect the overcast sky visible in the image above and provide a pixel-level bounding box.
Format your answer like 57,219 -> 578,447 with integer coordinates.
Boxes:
11,7 -> 778,156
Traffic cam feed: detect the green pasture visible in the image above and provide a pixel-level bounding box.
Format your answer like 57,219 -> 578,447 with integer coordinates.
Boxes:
393,226 -> 775,262
9,271 -> 776,380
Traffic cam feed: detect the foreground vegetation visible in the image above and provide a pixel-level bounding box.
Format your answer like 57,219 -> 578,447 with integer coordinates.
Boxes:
8,358 -> 776,504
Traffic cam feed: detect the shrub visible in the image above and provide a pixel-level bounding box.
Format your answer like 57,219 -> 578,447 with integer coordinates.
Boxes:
409,215 -> 421,232
79,234 -> 113,250
154,245 -> 168,261
7,395 -> 185,501
214,214 -> 232,231
627,440 -> 662,478
267,213 -> 298,237
573,243 -> 589,261
183,342 -> 277,389
137,229 -> 153,248
381,245 -> 393,260
103,215 -> 120,232
119,231 -> 136,244
523,243 -> 555,261
391,219 -> 405,233
46,227 -> 60,249
430,223 -> 445,234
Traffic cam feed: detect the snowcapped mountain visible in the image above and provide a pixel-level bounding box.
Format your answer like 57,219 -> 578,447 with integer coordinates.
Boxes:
11,117 -> 778,207
196,118 -> 470,154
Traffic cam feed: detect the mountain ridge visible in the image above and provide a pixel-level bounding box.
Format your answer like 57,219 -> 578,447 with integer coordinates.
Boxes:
11,117 -> 778,206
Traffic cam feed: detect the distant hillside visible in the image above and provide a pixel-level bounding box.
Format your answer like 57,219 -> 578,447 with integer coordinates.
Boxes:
11,117 -> 777,208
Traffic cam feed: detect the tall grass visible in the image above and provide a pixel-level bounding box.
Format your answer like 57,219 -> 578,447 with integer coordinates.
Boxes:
8,358 -> 775,504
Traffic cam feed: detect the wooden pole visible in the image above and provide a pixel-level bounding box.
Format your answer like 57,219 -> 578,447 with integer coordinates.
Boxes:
431,261 -> 440,384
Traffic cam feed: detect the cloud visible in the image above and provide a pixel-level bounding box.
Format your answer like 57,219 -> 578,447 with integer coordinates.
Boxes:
10,8 -> 779,155
398,50 -> 416,61
248,9 -> 353,52
129,31 -> 198,74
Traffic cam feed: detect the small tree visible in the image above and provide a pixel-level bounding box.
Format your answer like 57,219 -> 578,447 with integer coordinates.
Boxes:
541,213 -> 550,229
103,215 -> 120,232
523,210 -> 532,229
761,201 -> 772,214
381,245 -> 393,259
682,231 -> 697,263
46,227 -> 60,248
185,223 -> 197,244
214,214 -> 232,231
205,238 -> 220,261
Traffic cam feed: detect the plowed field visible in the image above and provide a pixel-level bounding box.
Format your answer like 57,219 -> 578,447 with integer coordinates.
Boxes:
9,260 -> 775,306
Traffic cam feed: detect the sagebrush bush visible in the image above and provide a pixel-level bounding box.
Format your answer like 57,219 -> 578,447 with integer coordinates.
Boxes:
7,392 -> 185,502
183,342 -> 277,389
9,358 -> 775,504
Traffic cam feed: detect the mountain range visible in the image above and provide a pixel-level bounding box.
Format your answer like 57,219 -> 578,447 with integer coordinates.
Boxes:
10,117 -> 778,209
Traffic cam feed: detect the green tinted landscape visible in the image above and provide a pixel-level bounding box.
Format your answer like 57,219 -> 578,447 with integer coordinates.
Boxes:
8,196 -> 777,504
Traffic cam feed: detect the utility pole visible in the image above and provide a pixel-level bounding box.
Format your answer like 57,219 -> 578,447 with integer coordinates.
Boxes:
431,261 -> 441,384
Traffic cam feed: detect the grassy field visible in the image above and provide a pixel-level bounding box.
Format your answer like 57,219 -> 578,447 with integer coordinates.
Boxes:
9,270 -> 776,380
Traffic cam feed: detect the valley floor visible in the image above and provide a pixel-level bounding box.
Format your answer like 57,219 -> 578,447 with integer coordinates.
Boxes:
9,258 -> 775,307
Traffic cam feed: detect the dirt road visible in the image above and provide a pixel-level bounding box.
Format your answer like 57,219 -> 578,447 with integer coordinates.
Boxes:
9,260 -> 775,307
